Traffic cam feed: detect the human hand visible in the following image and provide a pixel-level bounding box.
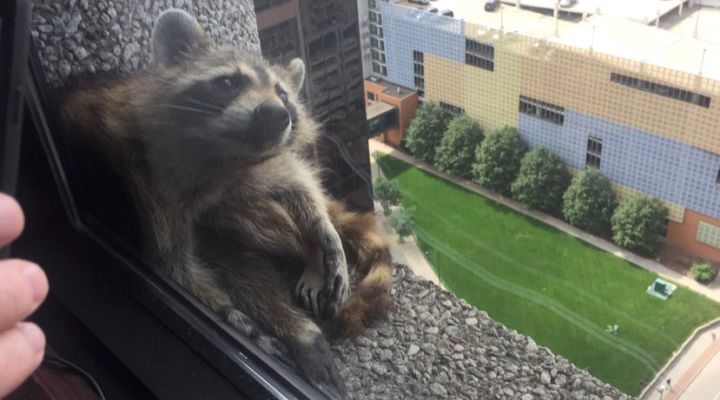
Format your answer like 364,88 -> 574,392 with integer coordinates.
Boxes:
0,193 -> 48,398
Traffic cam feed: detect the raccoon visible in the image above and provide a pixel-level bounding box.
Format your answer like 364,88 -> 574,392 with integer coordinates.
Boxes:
60,9 -> 393,398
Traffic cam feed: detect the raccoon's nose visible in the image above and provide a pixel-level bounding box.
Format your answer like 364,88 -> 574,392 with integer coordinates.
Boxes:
253,101 -> 290,134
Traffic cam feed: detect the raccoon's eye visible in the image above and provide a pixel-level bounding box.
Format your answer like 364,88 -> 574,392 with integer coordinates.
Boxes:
275,85 -> 288,105
212,74 -> 247,91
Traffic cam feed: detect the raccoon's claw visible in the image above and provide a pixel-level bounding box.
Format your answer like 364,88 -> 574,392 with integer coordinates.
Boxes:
297,267 -> 325,317
321,250 -> 350,318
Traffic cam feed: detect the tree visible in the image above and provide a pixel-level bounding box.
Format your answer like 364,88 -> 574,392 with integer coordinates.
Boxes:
388,207 -> 415,243
562,168 -> 618,237
691,262 -> 717,284
510,147 -> 571,215
434,115 -> 484,179
472,126 -> 528,196
373,177 -> 402,216
611,194 -> 668,257
403,102 -> 452,164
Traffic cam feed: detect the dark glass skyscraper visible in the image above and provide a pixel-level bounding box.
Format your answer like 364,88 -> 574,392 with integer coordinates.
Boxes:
255,0 -> 373,210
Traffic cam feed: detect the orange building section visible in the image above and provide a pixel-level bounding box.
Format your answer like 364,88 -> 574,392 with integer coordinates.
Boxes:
364,78 -> 418,147
667,209 -> 720,264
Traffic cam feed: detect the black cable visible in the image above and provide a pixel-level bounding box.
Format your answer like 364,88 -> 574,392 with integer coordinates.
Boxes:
41,354 -> 107,400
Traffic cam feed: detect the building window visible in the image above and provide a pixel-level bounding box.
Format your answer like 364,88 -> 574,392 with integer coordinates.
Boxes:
586,136 -> 603,169
371,50 -> 385,63
610,73 -> 711,109
368,0 -> 377,10
368,92 -> 375,101
370,37 -> 385,51
519,96 -> 564,125
697,221 -> 720,249
716,168 -> 720,184
413,50 -> 425,98
440,101 -> 464,116
465,39 -> 494,71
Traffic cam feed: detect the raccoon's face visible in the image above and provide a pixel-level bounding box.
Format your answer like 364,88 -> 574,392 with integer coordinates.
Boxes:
141,10 -> 307,167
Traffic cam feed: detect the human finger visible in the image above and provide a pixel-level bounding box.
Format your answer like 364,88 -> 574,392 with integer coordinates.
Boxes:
0,193 -> 24,248
0,260 -> 48,331
0,322 -> 46,398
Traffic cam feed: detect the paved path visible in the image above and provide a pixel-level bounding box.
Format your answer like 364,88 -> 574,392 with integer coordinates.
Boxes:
642,321 -> 720,400
368,138 -> 720,399
369,148 -> 443,288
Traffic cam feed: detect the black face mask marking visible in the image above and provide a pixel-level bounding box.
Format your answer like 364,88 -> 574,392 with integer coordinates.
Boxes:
175,72 -> 250,115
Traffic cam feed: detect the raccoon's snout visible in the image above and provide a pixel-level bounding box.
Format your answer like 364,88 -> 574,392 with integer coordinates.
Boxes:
253,102 -> 291,135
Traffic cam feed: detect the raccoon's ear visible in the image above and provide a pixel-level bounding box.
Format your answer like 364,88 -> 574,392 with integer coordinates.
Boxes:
152,9 -> 209,67
286,58 -> 305,94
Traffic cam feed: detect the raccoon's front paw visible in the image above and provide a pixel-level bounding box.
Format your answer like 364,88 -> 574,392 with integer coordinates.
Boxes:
322,249 -> 350,318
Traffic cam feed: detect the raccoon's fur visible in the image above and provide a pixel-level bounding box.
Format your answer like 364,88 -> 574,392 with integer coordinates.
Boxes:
60,9 -> 393,397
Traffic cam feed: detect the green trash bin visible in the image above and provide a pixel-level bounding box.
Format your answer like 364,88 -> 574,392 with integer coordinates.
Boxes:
654,279 -> 667,294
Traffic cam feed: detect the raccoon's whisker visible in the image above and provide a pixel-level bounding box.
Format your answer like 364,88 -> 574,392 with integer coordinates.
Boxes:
152,104 -> 216,114
180,96 -> 224,112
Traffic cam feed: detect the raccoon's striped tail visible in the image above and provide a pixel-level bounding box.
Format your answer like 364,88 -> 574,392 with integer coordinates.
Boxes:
324,200 -> 394,339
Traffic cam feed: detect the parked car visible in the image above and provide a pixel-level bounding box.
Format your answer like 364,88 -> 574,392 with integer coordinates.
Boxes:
560,0 -> 576,8
409,0 -> 430,5
428,7 -> 439,13
485,0 -> 500,11
439,8 -> 454,17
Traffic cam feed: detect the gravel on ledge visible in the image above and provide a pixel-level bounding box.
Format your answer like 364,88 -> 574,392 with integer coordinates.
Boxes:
32,0 -> 260,86
333,265 -> 632,400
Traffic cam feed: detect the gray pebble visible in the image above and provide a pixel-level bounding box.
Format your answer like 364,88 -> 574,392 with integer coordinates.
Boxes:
58,60 -> 72,78
73,46 -> 89,60
429,382 -> 448,397
407,344 -> 420,356
541,370 -> 552,385
37,24 -> 54,33
122,43 -> 139,62
358,348 -> 372,362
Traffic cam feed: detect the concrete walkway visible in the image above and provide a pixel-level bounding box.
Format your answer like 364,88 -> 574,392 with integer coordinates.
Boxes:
368,139 -> 720,303
642,320 -> 720,400
369,148 -> 443,288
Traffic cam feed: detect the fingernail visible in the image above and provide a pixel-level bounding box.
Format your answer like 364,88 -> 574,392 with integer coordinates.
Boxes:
23,263 -> 47,302
18,322 -> 46,353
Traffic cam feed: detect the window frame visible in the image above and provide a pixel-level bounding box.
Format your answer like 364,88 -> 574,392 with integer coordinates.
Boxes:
465,39 -> 494,71
519,96 -> 565,125
439,101 -> 464,116
585,136 -> 603,169
413,50 -> 425,97
22,40 -> 336,400
610,72 -> 712,108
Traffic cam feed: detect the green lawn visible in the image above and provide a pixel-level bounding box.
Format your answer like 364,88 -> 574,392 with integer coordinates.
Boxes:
378,155 -> 720,396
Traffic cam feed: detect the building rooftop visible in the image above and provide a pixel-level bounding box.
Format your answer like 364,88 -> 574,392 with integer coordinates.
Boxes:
392,0 -> 720,82
367,76 -> 417,99
366,100 -> 397,119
